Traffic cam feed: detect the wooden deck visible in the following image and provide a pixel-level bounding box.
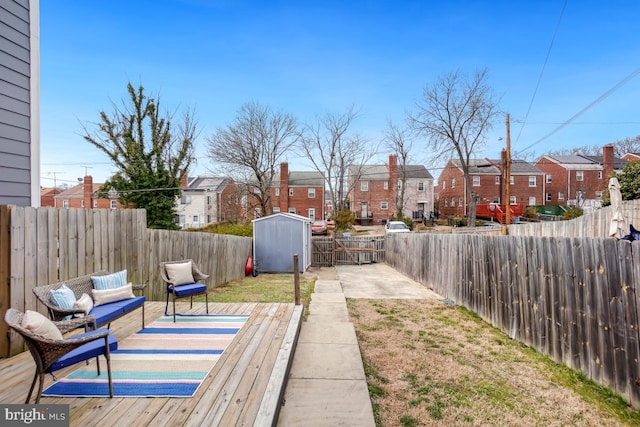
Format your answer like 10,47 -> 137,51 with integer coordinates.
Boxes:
0,301 -> 302,426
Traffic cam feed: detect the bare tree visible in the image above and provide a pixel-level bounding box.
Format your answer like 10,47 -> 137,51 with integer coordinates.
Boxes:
383,120 -> 415,218
409,69 -> 500,226
612,135 -> 640,157
206,102 -> 299,217
299,106 -> 377,217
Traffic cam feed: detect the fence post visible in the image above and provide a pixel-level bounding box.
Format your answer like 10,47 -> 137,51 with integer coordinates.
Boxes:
293,254 -> 300,305
0,205 -> 10,357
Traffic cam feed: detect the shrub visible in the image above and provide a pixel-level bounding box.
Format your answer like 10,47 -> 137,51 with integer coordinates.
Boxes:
333,209 -> 355,231
563,206 -> 584,220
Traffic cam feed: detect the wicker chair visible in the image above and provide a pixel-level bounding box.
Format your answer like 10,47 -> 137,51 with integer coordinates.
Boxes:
4,308 -> 117,403
160,259 -> 209,322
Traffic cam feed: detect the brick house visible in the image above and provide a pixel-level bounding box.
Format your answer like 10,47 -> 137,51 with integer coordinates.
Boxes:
535,144 -> 626,210
437,153 -> 544,218
622,153 -> 640,162
40,187 -> 61,207
348,155 -> 434,224
51,176 -> 122,209
175,176 -> 240,229
269,162 -> 325,221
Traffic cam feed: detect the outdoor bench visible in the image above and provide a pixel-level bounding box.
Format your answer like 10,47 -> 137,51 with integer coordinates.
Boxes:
33,271 -> 146,329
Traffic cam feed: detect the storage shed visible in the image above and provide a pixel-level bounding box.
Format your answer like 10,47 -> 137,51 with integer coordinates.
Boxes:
253,213 -> 312,273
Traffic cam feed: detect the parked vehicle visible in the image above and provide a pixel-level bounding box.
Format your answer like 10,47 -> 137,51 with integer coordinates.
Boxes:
385,221 -> 411,234
312,220 -> 328,235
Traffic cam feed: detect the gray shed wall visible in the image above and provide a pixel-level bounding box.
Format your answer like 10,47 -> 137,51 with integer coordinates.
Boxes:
0,0 -> 32,206
253,215 -> 310,273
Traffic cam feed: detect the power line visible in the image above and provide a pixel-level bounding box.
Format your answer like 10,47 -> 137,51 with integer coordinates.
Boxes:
515,67 -> 640,157
515,0 -> 568,145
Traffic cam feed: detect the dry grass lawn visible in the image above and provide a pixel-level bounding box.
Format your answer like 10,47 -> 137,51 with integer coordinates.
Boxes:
348,298 -> 640,427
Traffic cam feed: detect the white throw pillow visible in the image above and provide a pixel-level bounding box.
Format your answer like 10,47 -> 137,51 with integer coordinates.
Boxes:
21,310 -> 63,340
73,293 -> 94,316
165,262 -> 195,286
92,284 -> 135,306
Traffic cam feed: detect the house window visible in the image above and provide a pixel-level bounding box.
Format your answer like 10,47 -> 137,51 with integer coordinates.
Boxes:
558,192 -> 565,200
397,182 -> 402,190
207,215 -> 211,223
442,181 -> 446,189
598,171 -> 603,179
275,188 -> 280,196
509,196 -> 516,204
384,181 -> 388,190
273,207 -> 281,213
546,192 -> 552,202
576,190 -> 583,199
62,200 -> 69,208
451,198 -> 455,207
193,215 -> 199,223
451,178 -> 456,188
110,200 -> 117,209
381,201 -> 388,210
528,176 -> 536,187
595,191 -> 603,199
181,195 -> 191,204
179,215 -> 185,224
361,181 -> 369,192
289,188 -> 294,196
576,171 -> 584,181
546,174 -> 552,184
495,176 -> 500,185
528,197 -> 536,206
510,176 -> 514,185
81,200 -> 85,207
308,208 -> 315,221
93,200 -> 98,208
493,196 -> 500,203
288,207 -> 296,214
308,188 -> 315,198
472,176 -> 480,186
418,182 -> 424,192
444,198 -> 449,207
458,197 -> 463,207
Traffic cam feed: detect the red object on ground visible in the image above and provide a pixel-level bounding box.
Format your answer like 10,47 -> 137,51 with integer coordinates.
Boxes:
475,203 -> 525,224
245,256 -> 253,276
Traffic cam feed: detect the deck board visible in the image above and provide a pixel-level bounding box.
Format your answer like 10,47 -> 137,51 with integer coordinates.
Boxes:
0,301 -> 301,427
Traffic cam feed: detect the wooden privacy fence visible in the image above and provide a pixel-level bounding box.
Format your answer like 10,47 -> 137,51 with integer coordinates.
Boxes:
0,205 -> 252,356
311,235 -> 385,267
508,200 -> 640,238
386,233 -> 640,408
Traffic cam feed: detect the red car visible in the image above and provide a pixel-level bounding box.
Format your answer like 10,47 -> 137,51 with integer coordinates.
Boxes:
311,220 -> 328,235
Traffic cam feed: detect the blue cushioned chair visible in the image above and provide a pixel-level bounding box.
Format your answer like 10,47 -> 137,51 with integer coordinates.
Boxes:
4,309 -> 117,403
160,259 -> 210,322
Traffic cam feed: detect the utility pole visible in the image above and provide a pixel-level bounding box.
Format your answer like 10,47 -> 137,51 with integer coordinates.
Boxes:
502,113 -> 511,235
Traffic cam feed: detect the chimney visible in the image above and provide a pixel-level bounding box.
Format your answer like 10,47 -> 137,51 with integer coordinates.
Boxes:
180,172 -> 188,189
388,154 -> 398,184
280,162 -> 289,213
603,144 -> 614,179
83,176 -> 93,208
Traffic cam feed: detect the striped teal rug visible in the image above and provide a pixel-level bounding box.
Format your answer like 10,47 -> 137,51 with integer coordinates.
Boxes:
43,313 -> 249,397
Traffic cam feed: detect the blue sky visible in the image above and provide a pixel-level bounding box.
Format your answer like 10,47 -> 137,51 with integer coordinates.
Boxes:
39,1 -> 640,186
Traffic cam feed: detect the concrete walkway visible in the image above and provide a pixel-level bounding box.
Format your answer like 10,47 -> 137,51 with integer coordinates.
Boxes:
276,268 -> 375,426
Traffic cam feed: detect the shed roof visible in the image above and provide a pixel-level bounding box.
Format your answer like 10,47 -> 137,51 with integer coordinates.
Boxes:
252,212 -> 312,224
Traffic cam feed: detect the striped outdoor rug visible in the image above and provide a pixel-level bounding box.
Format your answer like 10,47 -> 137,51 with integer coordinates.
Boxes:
42,313 -> 249,398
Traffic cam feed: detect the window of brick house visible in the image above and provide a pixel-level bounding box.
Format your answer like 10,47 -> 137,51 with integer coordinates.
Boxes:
384,181 -> 388,190
381,201 -> 388,210
546,174 -> 552,183
63,200 -> 69,208
598,171 -> 603,179
93,200 -> 98,208
458,197 -> 462,207
451,198 -> 455,207
528,176 -> 536,187
81,200 -> 85,207
289,188 -> 294,196
510,175 -> 514,185
110,200 -> 117,209
288,207 -> 296,214
558,192 -> 565,200
418,182 -> 424,192
444,198 -> 449,207
308,188 -> 315,198
546,192 -> 552,202
451,178 -> 455,188
472,176 -> 480,186
509,196 -> 516,204
495,176 -> 500,185
595,191 -> 603,199
275,188 -> 280,196
273,207 -> 280,213
442,181 -> 446,189
576,171 -> 584,181
361,181 -> 369,192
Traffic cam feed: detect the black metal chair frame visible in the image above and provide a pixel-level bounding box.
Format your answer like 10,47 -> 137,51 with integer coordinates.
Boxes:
160,259 -> 210,322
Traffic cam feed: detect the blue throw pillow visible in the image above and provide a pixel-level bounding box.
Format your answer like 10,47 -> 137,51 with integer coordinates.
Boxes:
91,270 -> 128,290
50,285 -> 76,320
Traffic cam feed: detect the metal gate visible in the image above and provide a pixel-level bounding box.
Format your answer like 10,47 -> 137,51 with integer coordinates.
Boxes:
311,235 -> 385,266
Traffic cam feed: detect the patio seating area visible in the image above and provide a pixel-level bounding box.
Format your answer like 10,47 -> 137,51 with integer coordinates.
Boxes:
0,301 -> 302,426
